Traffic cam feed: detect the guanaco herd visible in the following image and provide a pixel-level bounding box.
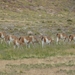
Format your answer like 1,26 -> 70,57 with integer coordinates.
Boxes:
0,31 -> 75,49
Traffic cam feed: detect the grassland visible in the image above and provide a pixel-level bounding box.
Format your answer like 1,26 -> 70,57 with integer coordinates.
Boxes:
0,41 -> 75,60
0,56 -> 75,75
1,44 -> 75,75
0,0 -> 75,75
0,0 -> 75,35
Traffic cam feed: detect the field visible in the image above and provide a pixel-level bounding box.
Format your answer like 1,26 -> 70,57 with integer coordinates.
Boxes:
0,38 -> 75,75
0,0 -> 75,75
0,56 -> 75,75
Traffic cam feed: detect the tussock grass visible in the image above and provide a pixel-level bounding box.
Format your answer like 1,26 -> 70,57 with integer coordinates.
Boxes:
6,61 -> 75,70
0,42 -> 75,60
4,60 -> 75,75
0,0 -> 75,60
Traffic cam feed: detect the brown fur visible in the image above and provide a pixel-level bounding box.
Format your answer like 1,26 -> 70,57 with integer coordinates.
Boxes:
41,35 -> 53,47
0,32 -> 6,43
29,35 -> 39,44
56,33 -> 68,44
5,34 -> 19,45
69,34 -> 75,41
41,36 -> 53,43
19,36 -> 32,48
13,38 -> 23,48
19,36 -> 32,44
19,35 -> 39,48
0,32 -> 6,38
56,33 -> 68,39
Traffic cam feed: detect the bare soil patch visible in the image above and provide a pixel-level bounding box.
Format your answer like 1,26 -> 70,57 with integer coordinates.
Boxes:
0,56 -> 75,75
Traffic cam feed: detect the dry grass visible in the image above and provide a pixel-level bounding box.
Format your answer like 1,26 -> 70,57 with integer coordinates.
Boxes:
0,0 -> 75,75
0,56 -> 75,75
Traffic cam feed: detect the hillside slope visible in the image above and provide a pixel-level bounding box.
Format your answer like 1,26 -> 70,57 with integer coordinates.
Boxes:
0,0 -> 75,35
0,0 -> 75,12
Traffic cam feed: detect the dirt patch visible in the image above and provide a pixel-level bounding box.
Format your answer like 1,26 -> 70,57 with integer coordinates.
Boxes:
0,56 -> 75,75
